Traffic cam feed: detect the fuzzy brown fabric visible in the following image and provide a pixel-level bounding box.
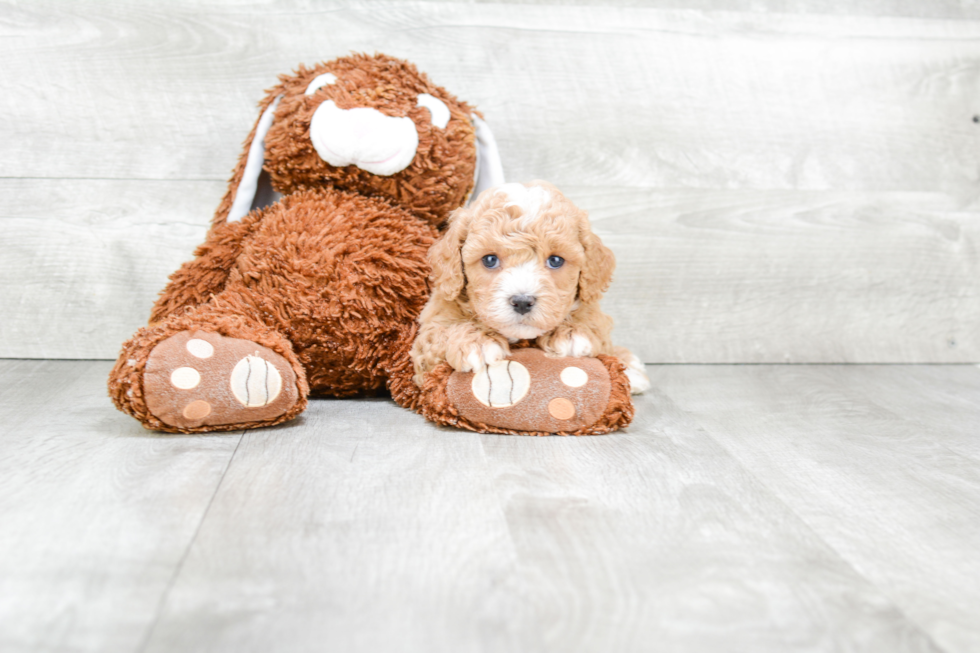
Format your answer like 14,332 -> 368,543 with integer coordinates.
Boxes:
143,330 -> 300,429
409,348 -> 634,436
108,53 -> 635,435
446,349 -> 612,433
109,297 -> 311,432
111,187 -> 436,433
264,55 -> 477,229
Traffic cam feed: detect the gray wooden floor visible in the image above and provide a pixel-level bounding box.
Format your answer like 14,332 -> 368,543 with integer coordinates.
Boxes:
1,361 -> 979,652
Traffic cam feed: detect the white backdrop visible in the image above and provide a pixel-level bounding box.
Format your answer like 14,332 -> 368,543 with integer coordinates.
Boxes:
1,0 -> 978,362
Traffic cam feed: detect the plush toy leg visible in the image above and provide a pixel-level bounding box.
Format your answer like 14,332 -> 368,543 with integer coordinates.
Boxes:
409,348 -> 635,436
148,218 -> 256,325
109,305 -> 309,433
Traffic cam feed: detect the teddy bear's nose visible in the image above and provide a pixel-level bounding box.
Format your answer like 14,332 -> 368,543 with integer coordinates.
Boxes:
309,100 -> 419,176
510,295 -> 535,315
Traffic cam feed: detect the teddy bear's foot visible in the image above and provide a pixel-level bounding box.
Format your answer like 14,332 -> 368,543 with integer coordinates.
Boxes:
440,348 -> 633,435
142,330 -> 300,430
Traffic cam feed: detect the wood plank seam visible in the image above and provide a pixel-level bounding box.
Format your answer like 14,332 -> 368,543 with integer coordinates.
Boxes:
653,366 -> 978,650
135,431 -> 246,653
676,413 -> 949,653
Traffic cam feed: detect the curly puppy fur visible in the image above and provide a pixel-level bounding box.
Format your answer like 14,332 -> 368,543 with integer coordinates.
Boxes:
411,181 -> 650,394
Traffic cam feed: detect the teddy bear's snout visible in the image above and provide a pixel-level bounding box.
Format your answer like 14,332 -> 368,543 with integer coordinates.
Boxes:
309,100 -> 419,177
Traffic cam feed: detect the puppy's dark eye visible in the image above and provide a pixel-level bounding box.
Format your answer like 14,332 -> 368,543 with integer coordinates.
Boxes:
482,254 -> 500,269
546,255 -> 565,269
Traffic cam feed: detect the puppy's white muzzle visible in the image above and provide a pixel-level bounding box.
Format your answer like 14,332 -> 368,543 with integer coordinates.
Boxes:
490,261 -> 546,339
309,100 -> 418,176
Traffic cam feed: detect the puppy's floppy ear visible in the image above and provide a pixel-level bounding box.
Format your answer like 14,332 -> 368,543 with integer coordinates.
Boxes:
213,86 -> 286,226
577,216 -> 616,304
428,206 -> 473,300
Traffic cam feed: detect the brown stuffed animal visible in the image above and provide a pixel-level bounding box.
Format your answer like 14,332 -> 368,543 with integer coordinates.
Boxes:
418,347 -> 634,436
108,53 -> 634,435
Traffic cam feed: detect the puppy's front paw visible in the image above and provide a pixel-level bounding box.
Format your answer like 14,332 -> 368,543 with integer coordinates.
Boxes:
622,352 -> 651,395
540,330 -> 594,358
448,338 -> 509,373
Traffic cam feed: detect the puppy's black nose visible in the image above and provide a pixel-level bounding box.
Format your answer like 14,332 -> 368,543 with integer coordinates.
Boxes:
510,295 -> 535,315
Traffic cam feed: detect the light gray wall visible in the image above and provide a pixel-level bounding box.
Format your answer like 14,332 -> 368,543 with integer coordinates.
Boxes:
1,0 -> 978,361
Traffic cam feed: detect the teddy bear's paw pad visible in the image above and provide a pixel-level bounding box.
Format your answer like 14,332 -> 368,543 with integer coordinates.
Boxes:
143,330 -> 299,429
446,348 -> 611,434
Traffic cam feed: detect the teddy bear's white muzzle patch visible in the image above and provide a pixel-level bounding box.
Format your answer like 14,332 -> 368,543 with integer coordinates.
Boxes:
309,100 -> 418,176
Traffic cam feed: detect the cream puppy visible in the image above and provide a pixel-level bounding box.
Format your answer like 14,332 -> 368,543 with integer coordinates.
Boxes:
412,181 -> 650,394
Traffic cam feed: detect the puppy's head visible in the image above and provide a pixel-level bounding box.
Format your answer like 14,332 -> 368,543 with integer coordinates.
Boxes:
429,182 -> 615,340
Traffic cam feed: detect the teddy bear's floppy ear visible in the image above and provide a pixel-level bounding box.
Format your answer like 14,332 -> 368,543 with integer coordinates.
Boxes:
212,90 -> 285,226
467,115 -> 504,206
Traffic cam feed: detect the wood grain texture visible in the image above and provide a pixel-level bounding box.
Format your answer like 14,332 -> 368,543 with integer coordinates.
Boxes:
4,181 -> 977,362
653,364 -> 980,653
0,360 -> 242,653
3,1 -> 979,361
2,2 -> 979,193
6,359 -> 980,651
577,187 -> 980,363
141,398 -> 526,653
142,373 -> 939,653
0,178 -> 220,359
424,0 -> 980,19
827,365 -> 980,461
475,395 -> 940,652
